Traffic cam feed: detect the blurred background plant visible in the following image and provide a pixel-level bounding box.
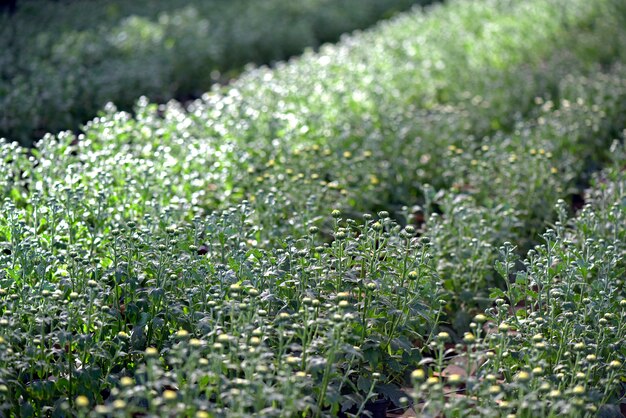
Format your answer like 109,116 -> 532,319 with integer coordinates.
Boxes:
0,0 -> 429,145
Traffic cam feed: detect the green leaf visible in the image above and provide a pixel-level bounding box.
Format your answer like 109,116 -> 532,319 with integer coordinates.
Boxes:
376,383 -> 407,406
489,287 -> 507,300
357,376 -> 372,393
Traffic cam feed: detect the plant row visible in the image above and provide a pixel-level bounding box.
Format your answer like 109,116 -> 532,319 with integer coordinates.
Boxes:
412,150 -> 626,417
0,0 -> 426,145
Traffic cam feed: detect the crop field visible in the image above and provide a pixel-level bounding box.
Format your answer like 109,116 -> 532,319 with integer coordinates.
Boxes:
0,0 -> 625,417
0,0 -> 427,145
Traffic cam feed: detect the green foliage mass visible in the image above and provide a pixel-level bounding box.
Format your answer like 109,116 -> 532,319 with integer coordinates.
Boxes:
0,0 -> 625,416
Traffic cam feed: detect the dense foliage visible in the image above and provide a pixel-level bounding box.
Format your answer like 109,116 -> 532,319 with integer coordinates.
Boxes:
0,0 -> 625,416
0,0 -> 426,145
